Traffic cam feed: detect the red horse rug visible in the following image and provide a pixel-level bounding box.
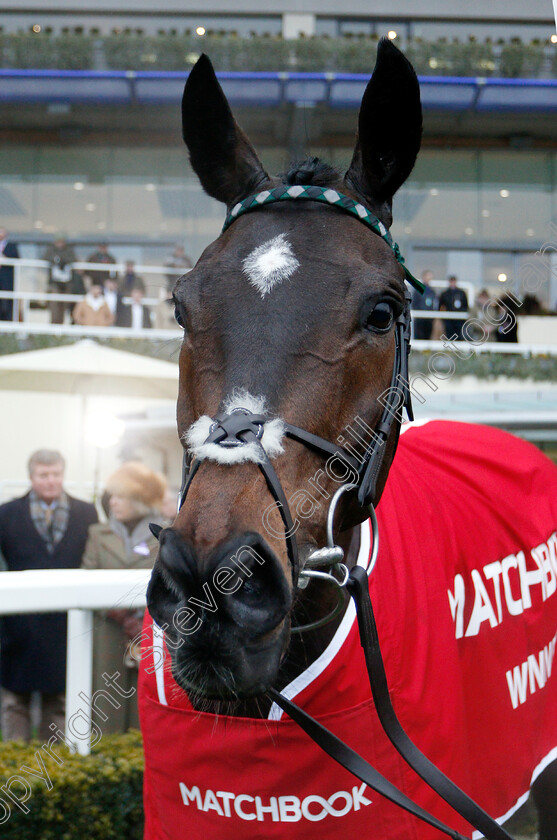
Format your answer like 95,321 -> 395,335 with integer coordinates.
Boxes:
139,420 -> 557,839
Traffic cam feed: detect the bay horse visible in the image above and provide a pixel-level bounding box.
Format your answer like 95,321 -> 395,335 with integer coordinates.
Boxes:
141,40 -> 557,840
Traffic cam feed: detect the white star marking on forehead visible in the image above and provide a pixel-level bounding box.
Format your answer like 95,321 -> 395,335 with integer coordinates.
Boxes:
242,233 -> 300,298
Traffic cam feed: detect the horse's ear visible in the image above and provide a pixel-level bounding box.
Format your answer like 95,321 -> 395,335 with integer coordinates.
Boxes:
345,38 -> 422,224
182,54 -> 270,207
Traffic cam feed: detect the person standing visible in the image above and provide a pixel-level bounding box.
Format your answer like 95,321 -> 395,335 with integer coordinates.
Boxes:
116,284 -> 152,329
164,244 -> 192,291
119,260 -> 146,295
439,275 -> 469,341
87,242 -> 116,286
411,269 -> 437,340
0,450 -> 97,741
495,293 -> 519,343
0,227 -> 20,322
102,276 -> 124,323
72,278 -> 114,326
81,462 -> 166,732
43,236 -> 78,324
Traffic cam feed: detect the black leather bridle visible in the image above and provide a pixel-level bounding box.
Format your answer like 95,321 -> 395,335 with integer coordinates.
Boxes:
162,188 -> 514,840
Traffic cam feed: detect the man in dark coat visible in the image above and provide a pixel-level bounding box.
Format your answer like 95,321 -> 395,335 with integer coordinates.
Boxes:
0,227 -> 20,321
87,241 -> 117,286
43,236 -> 79,324
116,284 -> 152,329
411,269 -> 437,340
118,260 -> 145,295
0,449 -> 97,741
439,275 -> 469,340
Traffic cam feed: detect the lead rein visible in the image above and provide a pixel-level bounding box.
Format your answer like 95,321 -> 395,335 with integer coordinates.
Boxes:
270,567 -> 514,840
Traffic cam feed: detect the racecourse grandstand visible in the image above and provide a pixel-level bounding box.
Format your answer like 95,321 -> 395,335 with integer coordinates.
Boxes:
0,0 -> 555,306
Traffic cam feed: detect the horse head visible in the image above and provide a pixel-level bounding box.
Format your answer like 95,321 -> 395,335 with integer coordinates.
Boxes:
147,38 -> 422,708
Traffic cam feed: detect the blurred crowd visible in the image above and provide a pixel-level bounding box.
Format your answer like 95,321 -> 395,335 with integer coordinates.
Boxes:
0,229 -> 553,337
0,229 -> 192,329
45,238 -> 192,329
0,449 -> 179,741
410,269 -> 543,343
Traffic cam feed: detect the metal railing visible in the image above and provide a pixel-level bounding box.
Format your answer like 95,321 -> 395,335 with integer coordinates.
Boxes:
411,339 -> 557,354
0,320 -> 181,339
0,569 -> 151,755
0,257 -> 187,326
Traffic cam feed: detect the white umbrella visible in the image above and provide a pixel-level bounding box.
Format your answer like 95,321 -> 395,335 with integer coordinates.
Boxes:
0,339 -> 179,399
0,340 -> 180,499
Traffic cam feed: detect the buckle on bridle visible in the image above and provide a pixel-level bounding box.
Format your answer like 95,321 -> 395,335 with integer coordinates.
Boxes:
208,407 -> 265,447
292,483 -> 379,633
299,483 -> 354,588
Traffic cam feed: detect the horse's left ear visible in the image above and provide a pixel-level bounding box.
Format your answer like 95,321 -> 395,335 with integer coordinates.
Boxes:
345,38 -> 422,225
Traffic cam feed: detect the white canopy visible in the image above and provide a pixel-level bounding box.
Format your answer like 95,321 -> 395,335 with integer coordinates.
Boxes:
0,339 -> 179,399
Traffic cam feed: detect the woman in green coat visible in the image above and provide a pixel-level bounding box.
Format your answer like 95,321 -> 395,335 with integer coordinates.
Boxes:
82,461 -> 167,733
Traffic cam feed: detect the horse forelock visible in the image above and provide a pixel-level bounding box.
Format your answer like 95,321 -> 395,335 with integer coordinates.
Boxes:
280,157 -> 341,188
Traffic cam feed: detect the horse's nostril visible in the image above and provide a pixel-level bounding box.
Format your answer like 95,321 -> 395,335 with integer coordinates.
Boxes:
157,527 -> 198,590
210,534 -> 292,635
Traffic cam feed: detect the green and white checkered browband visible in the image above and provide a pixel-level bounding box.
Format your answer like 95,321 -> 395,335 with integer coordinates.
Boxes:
222,184 -> 424,293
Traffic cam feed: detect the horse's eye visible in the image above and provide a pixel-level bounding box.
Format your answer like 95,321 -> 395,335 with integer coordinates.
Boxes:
364,301 -> 394,333
174,306 -> 186,329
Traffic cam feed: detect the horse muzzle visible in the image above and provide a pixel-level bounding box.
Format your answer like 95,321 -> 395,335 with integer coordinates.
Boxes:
147,527 -> 292,699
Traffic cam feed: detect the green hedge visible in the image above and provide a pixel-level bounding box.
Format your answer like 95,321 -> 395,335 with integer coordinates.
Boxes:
404,39 -> 497,76
0,731 -> 143,839
103,33 -> 293,72
0,333 -> 181,363
0,32 -> 553,77
0,34 -> 94,69
499,41 -> 546,78
409,349 -> 557,381
101,34 -> 549,77
0,334 -> 554,379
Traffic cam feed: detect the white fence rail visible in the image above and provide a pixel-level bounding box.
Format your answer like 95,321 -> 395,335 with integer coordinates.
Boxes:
0,569 -> 151,755
411,339 -> 557,354
1,319 -> 556,354
0,257 -> 188,324
0,320 -> 181,340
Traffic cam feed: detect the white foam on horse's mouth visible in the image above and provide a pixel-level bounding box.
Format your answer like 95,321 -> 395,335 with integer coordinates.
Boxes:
184,390 -> 286,465
242,233 -> 299,297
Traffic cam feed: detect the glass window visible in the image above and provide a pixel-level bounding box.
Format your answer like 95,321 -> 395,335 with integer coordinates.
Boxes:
481,251 -> 515,294
180,16 -> 282,36
315,18 -> 338,37
480,151 -> 551,186
374,22 -> 410,41
409,248 -> 448,283
1,141 -> 555,305
392,186 -> 478,243
410,151 -> 478,186
411,21 -> 553,43
1,13 -> 282,37
479,153 -> 552,246
478,187 -> 551,246
516,251 -> 554,308
339,20 -> 373,37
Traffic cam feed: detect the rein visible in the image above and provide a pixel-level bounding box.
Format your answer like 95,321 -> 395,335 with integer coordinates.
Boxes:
169,188 -> 514,840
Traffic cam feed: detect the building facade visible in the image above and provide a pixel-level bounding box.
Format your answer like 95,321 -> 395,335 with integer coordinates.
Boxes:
0,1 -> 556,304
